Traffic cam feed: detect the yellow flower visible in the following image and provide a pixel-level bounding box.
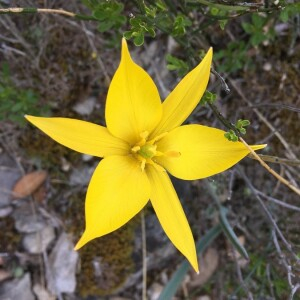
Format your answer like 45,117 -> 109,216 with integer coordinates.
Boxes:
25,39 -> 265,272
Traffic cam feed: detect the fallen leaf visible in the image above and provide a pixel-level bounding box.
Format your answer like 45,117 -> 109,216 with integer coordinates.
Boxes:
0,269 -> 12,282
227,235 -> 248,268
33,184 -> 47,203
12,171 -> 47,199
189,248 -> 219,287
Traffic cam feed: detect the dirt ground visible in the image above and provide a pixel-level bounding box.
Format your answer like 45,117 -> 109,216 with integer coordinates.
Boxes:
0,1 -> 299,300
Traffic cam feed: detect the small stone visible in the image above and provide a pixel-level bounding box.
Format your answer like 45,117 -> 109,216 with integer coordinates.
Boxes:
72,97 -> 96,115
23,226 -> 55,254
82,153 -> 93,162
0,273 -> 35,300
60,157 -> 71,172
148,282 -> 164,300
263,62 -> 272,71
70,165 -> 95,186
47,233 -> 78,294
33,284 -> 55,300
0,205 -> 13,218
189,248 -> 219,287
0,160 -> 21,207
197,296 -> 211,300
13,203 -> 46,233
0,269 -> 11,282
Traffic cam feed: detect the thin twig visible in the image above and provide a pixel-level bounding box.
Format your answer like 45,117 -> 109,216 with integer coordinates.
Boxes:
266,264 -> 276,299
254,189 -> 300,212
206,87 -> 300,196
80,21 -> 111,86
0,7 -> 100,21
239,137 -> 300,196
0,7 -> 69,17
1,7 -> 72,17
141,210 -> 147,300
250,102 -> 300,113
229,79 -> 297,160
289,284 -> 300,300
247,154 -> 300,167
272,230 -> 300,300
237,166 -> 299,261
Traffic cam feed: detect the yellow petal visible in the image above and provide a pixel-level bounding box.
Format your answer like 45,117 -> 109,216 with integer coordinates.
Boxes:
105,38 -> 162,145
146,165 -> 198,272
155,124 -> 266,180
151,48 -> 213,137
25,115 -> 129,157
75,155 -> 150,249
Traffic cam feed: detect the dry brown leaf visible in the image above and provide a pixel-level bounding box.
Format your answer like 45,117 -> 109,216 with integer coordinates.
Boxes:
189,248 -> 219,287
12,171 -> 47,199
0,269 -> 12,282
33,184 -> 47,203
227,235 -> 248,268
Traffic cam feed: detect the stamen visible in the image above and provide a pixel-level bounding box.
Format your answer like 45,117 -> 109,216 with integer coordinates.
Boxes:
131,145 -> 140,153
140,131 -> 149,140
140,158 -> 146,171
155,151 -> 164,157
148,132 -> 168,145
164,150 -> 181,158
135,131 -> 149,147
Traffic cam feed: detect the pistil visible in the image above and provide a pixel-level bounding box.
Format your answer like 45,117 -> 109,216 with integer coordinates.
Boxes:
131,131 -> 179,171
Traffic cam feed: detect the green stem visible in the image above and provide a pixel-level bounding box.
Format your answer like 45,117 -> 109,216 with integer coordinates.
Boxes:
208,102 -> 240,135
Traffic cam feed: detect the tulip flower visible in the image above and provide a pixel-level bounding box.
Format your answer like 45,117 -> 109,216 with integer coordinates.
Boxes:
26,39 -> 265,272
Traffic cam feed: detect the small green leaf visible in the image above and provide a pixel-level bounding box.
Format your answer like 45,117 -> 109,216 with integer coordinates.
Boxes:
239,128 -> 246,134
219,207 -> 249,260
224,130 -> 238,142
166,54 -> 189,77
147,27 -> 156,38
97,21 -> 114,32
200,90 -> 217,105
241,119 -> 250,126
123,31 -> 132,39
211,7 -> 219,16
219,19 -> 228,30
133,32 -> 144,46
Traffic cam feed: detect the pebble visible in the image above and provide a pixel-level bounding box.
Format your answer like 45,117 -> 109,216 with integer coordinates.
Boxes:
0,205 -> 13,218
0,272 -> 35,300
22,225 -> 55,254
148,282 -> 164,300
263,62 -> 272,71
0,165 -> 21,207
69,165 -> 95,186
47,233 -> 78,294
72,97 -> 96,116
13,203 -> 46,233
33,283 -> 56,300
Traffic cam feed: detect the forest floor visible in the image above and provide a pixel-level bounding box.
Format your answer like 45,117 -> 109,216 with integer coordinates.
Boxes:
0,1 -> 299,300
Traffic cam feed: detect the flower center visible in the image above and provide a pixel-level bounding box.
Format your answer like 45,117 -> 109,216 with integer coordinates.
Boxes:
138,143 -> 157,159
131,131 -> 180,171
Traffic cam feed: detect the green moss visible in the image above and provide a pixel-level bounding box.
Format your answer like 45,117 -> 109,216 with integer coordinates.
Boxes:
0,216 -> 21,253
19,111 -> 82,173
64,191 -> 136,296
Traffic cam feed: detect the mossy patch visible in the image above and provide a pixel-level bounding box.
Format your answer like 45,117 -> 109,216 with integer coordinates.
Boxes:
63,191 -> 136,297
0,216 -> 21,253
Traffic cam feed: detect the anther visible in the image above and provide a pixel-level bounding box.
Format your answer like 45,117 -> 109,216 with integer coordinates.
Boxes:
164,151 -> 181,158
